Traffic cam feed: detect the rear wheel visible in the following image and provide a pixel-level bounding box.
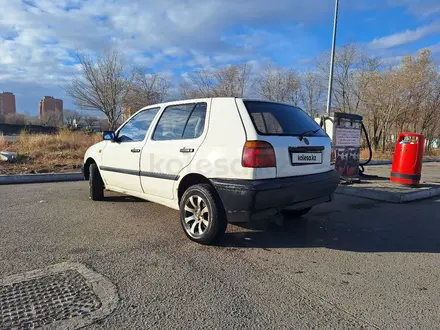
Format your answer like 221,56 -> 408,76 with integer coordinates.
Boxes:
89,163 -> 104,201
180,184 -> 227,245
282,207 -> 312,218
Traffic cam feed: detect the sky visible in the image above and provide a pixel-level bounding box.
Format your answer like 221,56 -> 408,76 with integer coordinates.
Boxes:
1,0 -> 440,116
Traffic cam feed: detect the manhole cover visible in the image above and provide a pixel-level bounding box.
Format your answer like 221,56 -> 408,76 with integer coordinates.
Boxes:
0,263 -> 118,330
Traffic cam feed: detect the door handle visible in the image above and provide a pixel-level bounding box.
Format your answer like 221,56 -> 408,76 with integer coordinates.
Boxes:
180,147 -> 194,153
131,148 -> 141,153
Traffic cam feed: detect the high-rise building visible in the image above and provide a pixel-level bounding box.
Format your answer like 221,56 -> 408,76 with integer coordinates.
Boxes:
0,92 -> 16,116
39,96 -> 63,125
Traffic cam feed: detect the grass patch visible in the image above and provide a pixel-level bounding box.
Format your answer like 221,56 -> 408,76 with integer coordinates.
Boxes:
17,129 -> 101,156
1,130 -> 102,174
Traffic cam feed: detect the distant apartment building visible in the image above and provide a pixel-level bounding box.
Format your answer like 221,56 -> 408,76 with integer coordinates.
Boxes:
0,92 -> 16,116
39,96 -> 63,125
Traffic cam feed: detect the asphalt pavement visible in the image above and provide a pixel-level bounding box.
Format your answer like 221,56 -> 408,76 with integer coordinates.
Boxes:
1,182 -> 440,329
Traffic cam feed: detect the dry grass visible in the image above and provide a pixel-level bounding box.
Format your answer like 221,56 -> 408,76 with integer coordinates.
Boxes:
0,133 -> 6,150
360,148 -> 440,161
0,130 -> 102,174
17,129 -> 101,157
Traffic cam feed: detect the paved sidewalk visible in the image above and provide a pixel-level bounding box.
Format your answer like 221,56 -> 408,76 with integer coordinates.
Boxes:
336,163 -> 440,203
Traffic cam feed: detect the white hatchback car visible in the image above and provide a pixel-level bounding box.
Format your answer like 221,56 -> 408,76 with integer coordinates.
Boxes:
82,98 -> 339,244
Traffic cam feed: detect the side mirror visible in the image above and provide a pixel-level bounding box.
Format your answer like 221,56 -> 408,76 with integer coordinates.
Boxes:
103,131 -> 116,141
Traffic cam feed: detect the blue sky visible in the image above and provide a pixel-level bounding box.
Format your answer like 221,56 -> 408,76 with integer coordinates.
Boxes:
1,0 -> 440,116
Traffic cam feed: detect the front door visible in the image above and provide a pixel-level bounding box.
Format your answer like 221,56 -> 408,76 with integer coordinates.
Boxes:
100,107 -> 160,193
140,101 -> 209,199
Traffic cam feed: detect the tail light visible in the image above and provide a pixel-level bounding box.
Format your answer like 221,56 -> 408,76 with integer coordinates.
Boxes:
242,141 -> 276,168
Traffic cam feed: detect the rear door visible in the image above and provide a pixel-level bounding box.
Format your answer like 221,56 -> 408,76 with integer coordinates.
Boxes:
242,101 -> 332,177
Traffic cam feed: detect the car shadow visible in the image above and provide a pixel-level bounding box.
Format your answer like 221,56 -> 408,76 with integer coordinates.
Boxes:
103,195 -> 146,203
216,200 -> 440,253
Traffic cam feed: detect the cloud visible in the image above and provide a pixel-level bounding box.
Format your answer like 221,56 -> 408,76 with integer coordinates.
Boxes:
394,0 -> 440,18
0,0 -> 331,75
0,0 -> 333,106
0,0 -> 439,114
415,4 -> 440,18
369,21 -> 440,49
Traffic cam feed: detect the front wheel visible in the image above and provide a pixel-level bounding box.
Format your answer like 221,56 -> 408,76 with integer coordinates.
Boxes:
180,184 -> 227,245
89,163 -> 104,201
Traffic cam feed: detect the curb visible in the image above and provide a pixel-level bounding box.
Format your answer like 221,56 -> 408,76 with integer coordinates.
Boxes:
400,186 -> 440,203
336,185 -> 440,203
0,173 -> 84,185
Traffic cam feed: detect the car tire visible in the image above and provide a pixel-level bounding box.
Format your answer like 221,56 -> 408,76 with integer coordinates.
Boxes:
180,183 -> 227,245
89,163 -> 104,201
282,207 -> 312,218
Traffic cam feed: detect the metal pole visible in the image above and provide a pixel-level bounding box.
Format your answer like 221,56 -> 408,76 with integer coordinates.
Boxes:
326,0 -> 339,115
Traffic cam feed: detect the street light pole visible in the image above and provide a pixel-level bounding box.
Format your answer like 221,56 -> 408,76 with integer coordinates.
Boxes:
326,0 -> 339,115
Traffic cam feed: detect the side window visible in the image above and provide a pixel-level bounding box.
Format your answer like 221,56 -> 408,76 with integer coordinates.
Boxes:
117,107 -> 160,142
182,103 -> 207,139
153,103 -> 207,141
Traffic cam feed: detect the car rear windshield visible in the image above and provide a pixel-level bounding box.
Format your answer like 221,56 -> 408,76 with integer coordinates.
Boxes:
244,101 -> 326,137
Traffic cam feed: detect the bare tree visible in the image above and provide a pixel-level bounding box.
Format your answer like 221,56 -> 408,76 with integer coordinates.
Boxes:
180,63 -> 254,99
23,112 -> 31,125
257,64 -> 301,105
333,43 -> 358,112
63,49 -> 132,130
4,114 -> 26,125
318,43 -> 380,114
64,110 -> 83,129
40,111 -> 62,127
99,119 -> 111,131
123,67 -> 171,111
213,63 -> 254,97
180,68 -> 217,99
360,69 -> 404,151
300,72 -> 325,117
358,49 -> 440,152
399,50 -> 440,149
84,115 -> 98,131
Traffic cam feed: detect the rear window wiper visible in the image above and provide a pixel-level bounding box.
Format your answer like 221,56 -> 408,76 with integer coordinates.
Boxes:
298,128 -> 320,140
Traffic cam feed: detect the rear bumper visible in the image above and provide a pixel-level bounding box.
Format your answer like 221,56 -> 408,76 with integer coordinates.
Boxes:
210,170 -> 339,223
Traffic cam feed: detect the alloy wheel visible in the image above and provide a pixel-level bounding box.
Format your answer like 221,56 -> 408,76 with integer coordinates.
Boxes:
183,195 -> 209,237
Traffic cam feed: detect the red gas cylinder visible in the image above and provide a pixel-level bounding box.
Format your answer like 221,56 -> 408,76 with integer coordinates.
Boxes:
390,133 -> 425,185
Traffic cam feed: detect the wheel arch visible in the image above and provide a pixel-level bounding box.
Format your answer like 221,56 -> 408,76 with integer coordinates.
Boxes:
177,173 -> 212,203
83,157 -> 97,180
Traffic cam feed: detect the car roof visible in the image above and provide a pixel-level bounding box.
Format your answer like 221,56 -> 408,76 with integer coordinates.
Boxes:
137,97 -> 302,113
137,97 -> 238,111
